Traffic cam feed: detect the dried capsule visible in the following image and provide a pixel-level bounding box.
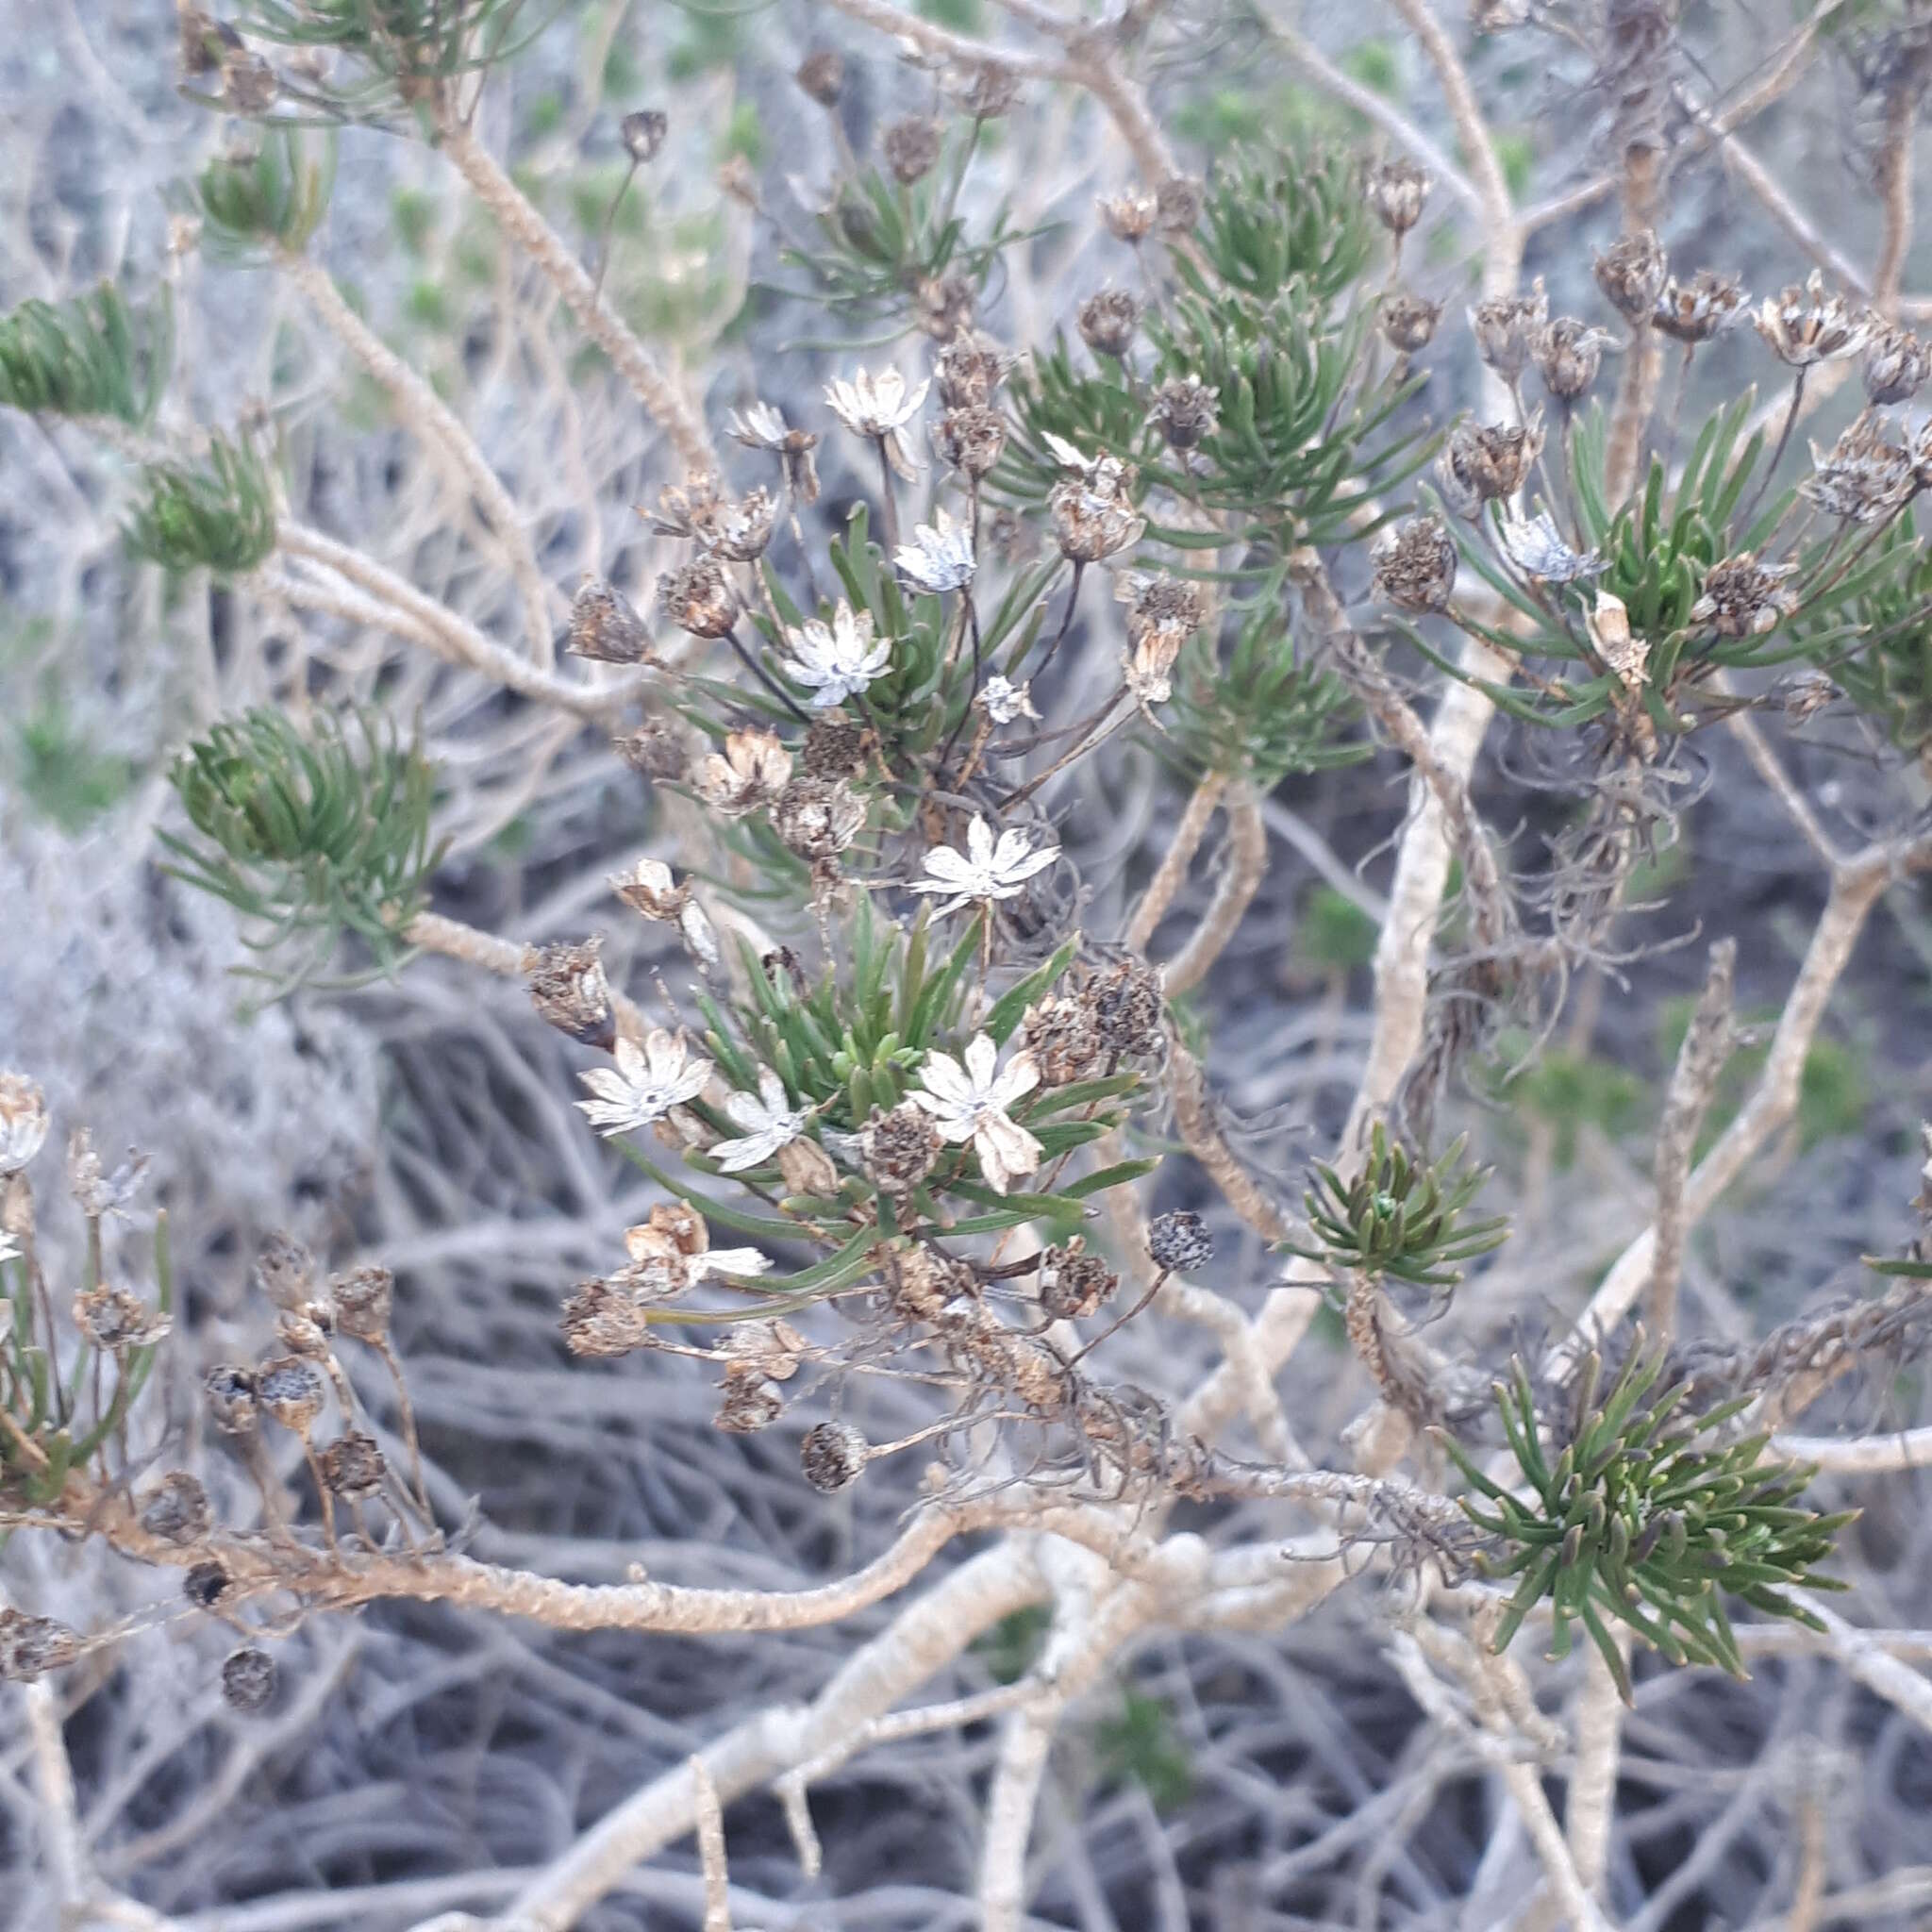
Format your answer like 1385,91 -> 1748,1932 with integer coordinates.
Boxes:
568,580 -> 655,665
1039,1243 -> 1120,1322
1097,189 -> 1158,243
882,115 -> 942,185
801,1420 -> 869,1492
715,1373 -> 786,1434
1533,318 -> 1611,402
255,1356 -> 326,1434
1364,158 -> 1430,237
1591,228 -> 1668,327
1378,291 -> 1443,355
1372,514 -> 1458,614
73,1285 -> 170,1350
933,331 -> 1012,409
1147,375 -> 1218,451
329,1265 -> 393,1345
221,1645 -> 278,1714
1090,958 -> 1165,1058
183,1560 -> 231,1608
527,938 -> 616,1053
141,1473 -> 213,1545
794,48 -> 845,108
255,1229 -> 316,1310
1653,270 -> 1749,346
204,1363 -> 259,1435
657,556 -> 740,641
934,404 -> 1007,478
1468,278 -> 1547,380
0,1609 -> 80,1683
613,718 -> 690,782
1146,1209 -> 1213,1274
1435,415 -> 1543,513
1863,323 -> 1928,407
318,1431 -> 387,1498
620,109 -> 667,165
1077,289 -> 1140,359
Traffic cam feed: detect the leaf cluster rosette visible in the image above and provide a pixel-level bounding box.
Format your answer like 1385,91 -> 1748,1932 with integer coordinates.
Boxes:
0,284 -> 173,428
125,434 -> 279,575
1442,1340 -> 1855,1702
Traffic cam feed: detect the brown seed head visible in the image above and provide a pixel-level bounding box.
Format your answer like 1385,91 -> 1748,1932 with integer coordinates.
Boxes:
1091,958 -> 1165,1057
142,1472 -> 214,1545
934,331 -> 1012,409
1379,291 -> 1444,355
1864,324 -> 1929,406
255,1229 -> 316,1310
621,110 -> 668,164
204,1363 -> 259,1434
1022,993 -> 1106,1086
329,1264 -> 394,1345
1148,375 -> 1218,450
801,1419 -> 869,1492
1364,158 -> 1430,235
1533,317 -> 1611,401
1468,277 -> 1547,378
1154,175 -> 1204,234
73,1285 -> 169,1350
1592,228 -> 1668,325
883,115 -> 942,184
527,938 -> 615,1053
569,580 -> 655,664
1097,189 -> 1159,242
935,404 -> 1007,477
795,48 -> 845,107
1078,288 -> 1140,359
256,1355 -> 326,1434
772,776 -> 865,861
1436,415 -> 1543,514
1653,270 -> 1749,346
657,556 -> 740,640
614,717 -> 690,782
1372,514 -> 1458,614
1039,1241 -> 1120,1322
318,1431 -> 387,1498
1689,552 -> 1801,639
861,1102 -> 942,1196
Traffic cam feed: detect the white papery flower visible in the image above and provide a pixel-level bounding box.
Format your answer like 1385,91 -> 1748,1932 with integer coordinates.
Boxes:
979,675 -> 1040,724
909,1033 -> 1043,1195
710,1068 -> 809,1174
0,1074 -> 49,1176
779,599 -> 894,708
576,1030 -> 713,1137
1495,508 -> 1605,585
0,1230 -> 18,1268
824,368 -> 931,479
894,508 -> 976,592
908,815 -> 1058,918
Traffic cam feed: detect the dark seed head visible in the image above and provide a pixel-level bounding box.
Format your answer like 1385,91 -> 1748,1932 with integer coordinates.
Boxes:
204,1363 -> 258,1434
1077,288 -> 1140,359
1090,958 -> 1164,1058
255,1356 -> 326,1433
1146,1209 -> 1213,1274
318,1431 -> 387,1498
800,1420 -> 869,1492
141,1473 -> 213,1545
183,1561 -> 231,1608
221,1645 -> 278,1714
621,110 -> 667,165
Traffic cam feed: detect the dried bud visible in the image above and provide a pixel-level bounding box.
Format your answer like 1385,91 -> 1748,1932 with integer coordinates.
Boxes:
621,110 -> 668,164
1592,228 -> 1668,326
1653,270 -> 1749,346
614,717 -> 689,782
777,1134 -> 840,1197
74,1285 -> 170,1350
1372,514 -> 1458,614
141,1472 -> 213,1545
800,1419 -> 869,1492
1090,958 -> 1164,1058
1078,288 -> 1140,359
1039,1241 -> 1119,1322
772,776 -> 865,861
0,1609 -> 80,1683
204,1364 -> 259,1434
1586,590 -> 1649,691
1436,414 -> 1543,514
256,1356 -> 325,1433
1118,571 -> 1205,704
915,274 -> 976,342
276,1303 -> 334,1358
1468,278 -> 1547,380
1154,175 -> 1204,235
883,115 -> 942,185
569,580 -> 655,664
934,331 -> 1011,409
1533,318 -> 1611,402
1379,291 -> 1443,355
329,1265 -> 394,1344
794,48 -> 845,108
0,1073 -> 49,1174
1863,323 -> 1928,406
527,938 -> 616,1053
183,1561 -> 230,1608
657,556 -> 740,640
318,1431 -> 387,1498
715,1374 -> 785,1434
1148,375 -> 1219,450
1775,669 -> 1840,724
722,1319 -> 806,1383
221,1645 -> 278,1714
1364,158 -> 1430,236
255,1229 -> 316,1310
861,1103 -> 941,1195
561,1276 -> 652,1358
935,404 -> 1007,477
1754,269 -> 1870,368
1689,553 -> 1801,639
951,60 -> 1020,121
1097,189 -> 1158,243
1146,1209 -> 1213,1274
697,728 -> 792,816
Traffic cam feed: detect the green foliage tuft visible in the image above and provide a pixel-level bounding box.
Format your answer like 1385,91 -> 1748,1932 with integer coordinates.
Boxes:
195,129 -> 335,258
160,706 -> 444,989
0,284 -> 173,428
125,435 -> 278,575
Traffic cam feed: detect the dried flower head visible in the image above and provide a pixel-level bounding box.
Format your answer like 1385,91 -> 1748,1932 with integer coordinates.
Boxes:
948,58 -> 1021,119
614,718 -> 690,783
932,331 -> 1009,410
794,48 -> 845,107
1496,507 -> 1605,584
222,1646 -> 278,1714
979,675 -> 1040,724
1040,1241 -> 1120,1322
709,488 -> 779,562
73,1285 -> 170,1351
577,1030 -> 713,1141
909,815 -> 1058,918
611,858 -> 691,922
801,715 -> 873,780
934,404 -> 1007,477
1690,553 -> 1802,638
774,775 -> 866,861
861,1102 -> 941,1194
1654,270 -> 1749,346
1078,288 -> 1141,359
652,472 -> 724,544
1117,571 -> 1206,704
1364,158 -> 1430,236
657,555 -> 739,640
1022,992 -> 1105,1086
1098,188 -> 1159,243
621,109 -> 668,164
780,600 -> 894,708
716,1374 -> 786,1433
1803,414 -> 1917,523
561,1276 -> 653,1357
1468,278 -> 1548,379
329,1264 -> 393,1345
527,938 -> 615,1052
1091,957 -> 1165,1057
895,507 -> 977,592
910,1033 -> 1043,1194
1379,291 -> 1443,355
696,728 -> 792,816
1592,228 -> 1668,326
1587,590 -> 1650,691
711,1067 -> 809,1174
1435,414 -> 1543,514
318,1431 -> 387,1498
1863,323 -> 1929,406
0,1610 -> 80,1683
1754,270 -> 1871,368
66,1127 -> 148,1219
204,1363 -> 259,1434
1049,450 -> 1146,561
1533,318 -> 1612,402
1147,1209 -> 1214,1274
726,402 -> 821,503
141,1473 -> 213,1545
256,1355 -> 326,1433
1148,375 -> 1219,450
801,1419 -> 870,1492
1372,514 -> 1458,613
915,274 -> 976,342
1155,175 -> 1204,234
824,368 -> 930,479
222,48 -> 279,114
0,1074 -> 48,1174
568,580 -> 655,665
183,1561 -> 230,1608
